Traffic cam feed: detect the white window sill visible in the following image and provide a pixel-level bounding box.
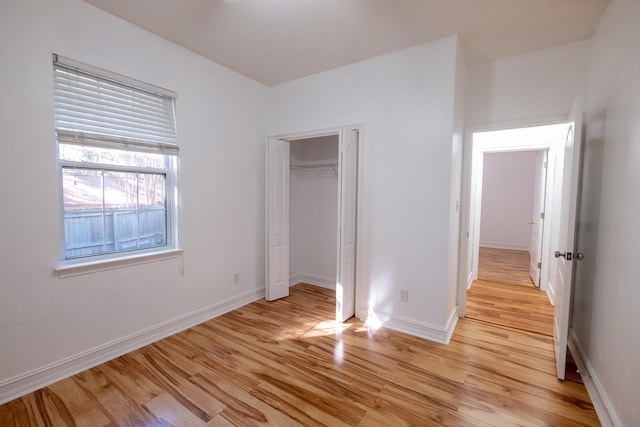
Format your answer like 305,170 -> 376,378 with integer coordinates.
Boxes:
55,248 -> 184,278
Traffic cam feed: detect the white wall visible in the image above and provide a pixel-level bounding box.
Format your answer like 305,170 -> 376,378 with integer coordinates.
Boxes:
0,0 -> 268,402
290,138 -> 339,288
479,151 -> 538,250
269,37 -> 463,341
572,0 -> 640,424
466,40 -> 589,127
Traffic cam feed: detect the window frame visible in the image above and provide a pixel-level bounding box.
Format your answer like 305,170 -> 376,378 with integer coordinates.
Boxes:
53,55 -> 180,270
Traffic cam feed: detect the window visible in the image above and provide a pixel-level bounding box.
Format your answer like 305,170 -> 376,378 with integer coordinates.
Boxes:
53,54 -> 179,263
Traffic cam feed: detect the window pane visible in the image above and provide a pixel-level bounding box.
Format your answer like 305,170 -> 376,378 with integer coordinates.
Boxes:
138,173 -> 165,208
114,211 -> 139,251
61,166 -> 168,259
138,173 -> 166,247
63,168 -> 103,211
62,168 -> 105,258
139,210 -> 167,247
104,171 -> 137,210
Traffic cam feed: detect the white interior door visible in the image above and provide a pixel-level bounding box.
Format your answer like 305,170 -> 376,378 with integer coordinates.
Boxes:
266,138 -> 290,301
336,129 -> 359,322
529,218 -> 541,285
529,151 -> 548,286
553,99 -> 584,380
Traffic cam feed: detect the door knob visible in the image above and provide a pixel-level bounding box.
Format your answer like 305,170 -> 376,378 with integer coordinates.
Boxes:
576,253 -> 585,261
555,251 -> 573,261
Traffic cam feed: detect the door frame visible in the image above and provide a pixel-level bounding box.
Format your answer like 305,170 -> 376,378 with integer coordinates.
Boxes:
266,125 -> 364,322
457,118 -> 569,317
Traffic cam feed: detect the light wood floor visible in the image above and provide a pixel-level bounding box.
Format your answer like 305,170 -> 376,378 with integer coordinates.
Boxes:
0,284 -> 599,426
478,247 -> 535,287
466,280 -> 554,336
466,248 -> 583,383
469,247 -> 552,336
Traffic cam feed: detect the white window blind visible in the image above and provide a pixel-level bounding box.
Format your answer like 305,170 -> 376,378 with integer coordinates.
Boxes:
53,54 -> 178,155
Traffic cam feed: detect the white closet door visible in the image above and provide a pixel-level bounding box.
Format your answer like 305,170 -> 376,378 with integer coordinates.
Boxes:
266,138 -> 290,301
336,129 -> 358,322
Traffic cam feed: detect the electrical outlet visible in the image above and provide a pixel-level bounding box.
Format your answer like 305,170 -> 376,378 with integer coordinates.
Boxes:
400,289 -> 409,302
233,272 -> 240,284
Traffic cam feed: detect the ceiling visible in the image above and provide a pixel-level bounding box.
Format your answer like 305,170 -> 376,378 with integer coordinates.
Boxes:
83,0 -> 608,86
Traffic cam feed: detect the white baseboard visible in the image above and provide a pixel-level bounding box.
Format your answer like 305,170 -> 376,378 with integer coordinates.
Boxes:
546,281 -> 555,305
0,287 -> 265,405
290,273 -> 335,290
357,306 -> 459,345
568,330 -> 621,427
479,242 -> 530,251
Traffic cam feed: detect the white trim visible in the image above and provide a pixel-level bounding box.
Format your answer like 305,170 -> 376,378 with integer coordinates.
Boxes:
357,306 -> 459,345
465,115 -> 570,136
479,242 -> 530,251
0,287 -> 265,405
568,330 -> 621,427
269,124 -> 361,142
467,271 -> 474,289
55,248 -> 184,278
290,273 -> 336,290
545,279 -> 555,306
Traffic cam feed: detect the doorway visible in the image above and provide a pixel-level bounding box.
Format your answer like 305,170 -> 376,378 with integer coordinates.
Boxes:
459,123 -> 570,333
467,147 -> 555,336
289,136 -> 340,290
459,102 -> 584,381
266,127 -> 361,323
460,123 -> 570,311
477,150 -> 547,288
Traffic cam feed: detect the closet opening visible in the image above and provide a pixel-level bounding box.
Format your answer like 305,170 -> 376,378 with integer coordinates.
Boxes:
289,136 -> 340,291
266,128 -> 361,323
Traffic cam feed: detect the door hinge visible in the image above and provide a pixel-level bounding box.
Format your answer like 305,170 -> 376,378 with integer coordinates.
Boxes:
543,161 -> 548,169
540,212 -> 545,219
537,262 -> 542,269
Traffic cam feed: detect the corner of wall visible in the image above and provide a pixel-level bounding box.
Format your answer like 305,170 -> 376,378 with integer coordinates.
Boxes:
371,305 -> 459,345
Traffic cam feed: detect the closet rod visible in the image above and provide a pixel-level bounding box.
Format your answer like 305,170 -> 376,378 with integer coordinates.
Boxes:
290,162 -> 338,170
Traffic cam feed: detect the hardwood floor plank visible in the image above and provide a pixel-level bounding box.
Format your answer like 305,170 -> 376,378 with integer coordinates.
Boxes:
37,378 -> 110,426
466,279 -> 554,336
131,346 -> 226,422
72,367 -> 161,426
191,371 -> 302,427
144,392 -> 207,427
1,283 -> 599,426
0,398 -> 31,427
96,356 -> 164,407
250,381 -> 353,427
478,247 -> 535,286
21,390 -> 75,427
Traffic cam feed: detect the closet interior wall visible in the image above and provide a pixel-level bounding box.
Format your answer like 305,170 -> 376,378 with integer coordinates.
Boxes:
290,136 -> 339,289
